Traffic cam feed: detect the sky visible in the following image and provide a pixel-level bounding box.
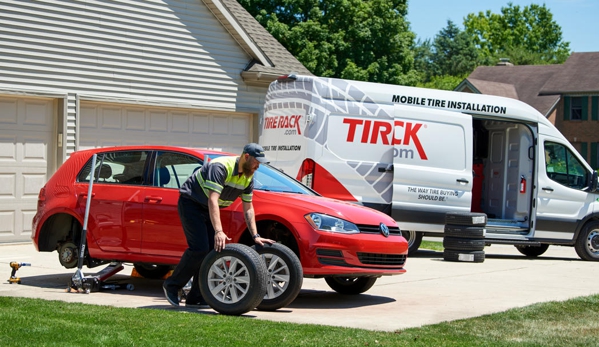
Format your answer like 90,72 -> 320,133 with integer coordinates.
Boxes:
407,0 -> 598,53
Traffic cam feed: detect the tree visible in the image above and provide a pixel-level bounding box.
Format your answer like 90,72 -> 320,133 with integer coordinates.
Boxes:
463,2 -> 570,64
238,0 -> 419,85
430,20 -> 483,77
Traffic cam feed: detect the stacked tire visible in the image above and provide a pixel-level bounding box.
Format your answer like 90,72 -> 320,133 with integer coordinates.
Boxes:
443,212 -> 487,263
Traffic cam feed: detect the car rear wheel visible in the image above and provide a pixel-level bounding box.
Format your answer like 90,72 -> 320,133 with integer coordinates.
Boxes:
133,263 -> 171,279
252,243 -> 303,311
324,276 -> 377,295
199,243 -> 267,315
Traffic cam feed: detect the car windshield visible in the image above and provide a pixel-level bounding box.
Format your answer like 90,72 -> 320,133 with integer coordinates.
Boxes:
204,154 -> 317,195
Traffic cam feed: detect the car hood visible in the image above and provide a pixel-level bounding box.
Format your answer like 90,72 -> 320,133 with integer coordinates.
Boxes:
254,190 -> 396,226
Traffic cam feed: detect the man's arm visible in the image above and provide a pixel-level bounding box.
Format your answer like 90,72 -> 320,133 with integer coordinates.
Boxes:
209,190 -> 230,251
242,201 -> 274,246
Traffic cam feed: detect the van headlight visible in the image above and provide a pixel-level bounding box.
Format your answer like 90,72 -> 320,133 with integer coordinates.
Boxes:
305,213 -> 360,234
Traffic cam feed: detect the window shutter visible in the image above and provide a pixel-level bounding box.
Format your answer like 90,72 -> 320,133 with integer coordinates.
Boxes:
581,96 -> 589,121
592,96 -> 598,121
563,96 -> 570,120
592,142 -> 598,169
581,142 -> 588,163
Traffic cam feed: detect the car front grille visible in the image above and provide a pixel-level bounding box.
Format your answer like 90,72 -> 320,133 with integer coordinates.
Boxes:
357,224 -> 402,236
357,253 -> 406,266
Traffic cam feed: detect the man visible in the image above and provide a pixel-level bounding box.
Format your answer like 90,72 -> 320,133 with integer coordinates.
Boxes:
163,143 -> 274,307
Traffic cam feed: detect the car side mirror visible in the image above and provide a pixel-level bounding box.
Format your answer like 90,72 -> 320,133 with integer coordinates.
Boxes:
589,171 -> 598,192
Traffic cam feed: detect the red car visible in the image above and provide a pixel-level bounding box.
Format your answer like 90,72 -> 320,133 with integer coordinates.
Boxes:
32,146 -> 407,297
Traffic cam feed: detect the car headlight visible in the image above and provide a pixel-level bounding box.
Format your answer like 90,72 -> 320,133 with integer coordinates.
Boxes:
305,213 -> 360,234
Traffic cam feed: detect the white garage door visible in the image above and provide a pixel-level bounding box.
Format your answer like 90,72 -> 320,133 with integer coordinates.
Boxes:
0,96 -> 55,243
80,102 -> 252,153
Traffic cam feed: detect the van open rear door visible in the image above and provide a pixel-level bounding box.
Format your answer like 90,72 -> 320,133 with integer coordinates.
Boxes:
391,105 -> 473,232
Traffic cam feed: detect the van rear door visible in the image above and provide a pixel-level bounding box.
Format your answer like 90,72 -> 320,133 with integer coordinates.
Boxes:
392,105 -> 473,231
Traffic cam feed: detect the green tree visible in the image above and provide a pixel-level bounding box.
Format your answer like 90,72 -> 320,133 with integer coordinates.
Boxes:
238,0 -> 419,85
463,2 -> 570,64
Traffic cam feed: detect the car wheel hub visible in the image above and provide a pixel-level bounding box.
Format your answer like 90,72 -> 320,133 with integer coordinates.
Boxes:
588,230 -> 599,253
207,256 -> 250,304
261,254 -> 290,299
58,242 -> 78,268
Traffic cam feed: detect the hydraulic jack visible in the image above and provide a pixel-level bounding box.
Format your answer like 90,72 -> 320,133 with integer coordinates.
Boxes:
67,262 -> 134,293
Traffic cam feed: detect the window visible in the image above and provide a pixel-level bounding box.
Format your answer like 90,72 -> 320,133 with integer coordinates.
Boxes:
78,151 -> 151,185
153,151 -> 202,189
545,142 -> 588,190
570,97 -> 582,120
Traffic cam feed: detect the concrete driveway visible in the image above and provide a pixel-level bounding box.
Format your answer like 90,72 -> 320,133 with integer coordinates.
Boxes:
1,242 -> 597,332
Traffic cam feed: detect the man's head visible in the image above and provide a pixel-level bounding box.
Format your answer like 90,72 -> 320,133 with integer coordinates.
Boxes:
242,143 -> 268,163
241,143 -> 268,177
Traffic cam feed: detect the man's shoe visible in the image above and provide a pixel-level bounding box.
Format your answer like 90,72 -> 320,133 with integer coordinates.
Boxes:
163,284 -> 180,307
185,298 -> 210,308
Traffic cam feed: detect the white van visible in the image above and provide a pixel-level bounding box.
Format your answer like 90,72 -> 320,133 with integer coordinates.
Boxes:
259,74 -> 599,261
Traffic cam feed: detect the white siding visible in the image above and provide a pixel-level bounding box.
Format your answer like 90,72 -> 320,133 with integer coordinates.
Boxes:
0,0 -> 267,112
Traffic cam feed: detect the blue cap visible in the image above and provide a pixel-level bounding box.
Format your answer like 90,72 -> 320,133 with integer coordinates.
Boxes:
243,143 -> 268,163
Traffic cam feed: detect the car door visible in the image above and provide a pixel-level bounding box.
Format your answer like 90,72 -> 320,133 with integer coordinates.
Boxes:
392,105 -> 473,231
535,136 -> 594,240
75,150 -> 150,254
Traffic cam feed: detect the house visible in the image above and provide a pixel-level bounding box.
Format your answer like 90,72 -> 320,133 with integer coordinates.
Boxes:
456,52 -> 599,168
0,0 -> 312,242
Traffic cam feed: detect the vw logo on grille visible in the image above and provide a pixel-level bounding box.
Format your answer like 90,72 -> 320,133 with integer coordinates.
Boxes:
380,223 -> 389,237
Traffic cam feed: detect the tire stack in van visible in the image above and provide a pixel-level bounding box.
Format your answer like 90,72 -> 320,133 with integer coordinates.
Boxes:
443,212 -> 487,263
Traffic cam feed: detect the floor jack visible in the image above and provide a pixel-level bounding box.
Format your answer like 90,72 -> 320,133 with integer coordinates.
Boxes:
67,154 -> 134,294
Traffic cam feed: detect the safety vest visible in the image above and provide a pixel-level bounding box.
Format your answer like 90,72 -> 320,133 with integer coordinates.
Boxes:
195,156 -> 253,207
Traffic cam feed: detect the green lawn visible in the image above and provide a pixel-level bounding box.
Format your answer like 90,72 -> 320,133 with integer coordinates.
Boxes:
1,295 -> 598,346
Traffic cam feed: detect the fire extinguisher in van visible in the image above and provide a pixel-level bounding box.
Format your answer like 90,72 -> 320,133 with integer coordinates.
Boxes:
520,175 -> 526,193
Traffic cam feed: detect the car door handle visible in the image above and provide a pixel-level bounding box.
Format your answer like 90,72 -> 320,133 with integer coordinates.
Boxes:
80,193 -> 95,198
145,196 -> 163,203
457,178 -> 469,184
542,187 -> 554,192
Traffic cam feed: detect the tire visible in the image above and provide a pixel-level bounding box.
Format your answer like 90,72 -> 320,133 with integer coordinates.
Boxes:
443,237 -> 485,251
515,244 -> 549,257
324,276 -> 377,295
443,249 -> 485,263
133,263 -> 171,279
403,230 -> 423,256
444,224 -> 486,239
575,221 -> 599,261
252,243 -> 303,311
445,212 -> 487,226
199,243 -> 267,315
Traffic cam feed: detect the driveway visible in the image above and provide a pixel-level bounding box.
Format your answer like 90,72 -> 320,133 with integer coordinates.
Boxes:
1,242 -> 597,331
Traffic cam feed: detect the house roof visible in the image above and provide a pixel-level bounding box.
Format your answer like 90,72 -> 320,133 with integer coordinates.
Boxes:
203,0 -> 313,86
459,64 -> 562,117
539,52 -> 599,95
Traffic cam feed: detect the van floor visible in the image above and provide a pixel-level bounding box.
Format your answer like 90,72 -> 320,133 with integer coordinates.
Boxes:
486,218 -> 529,235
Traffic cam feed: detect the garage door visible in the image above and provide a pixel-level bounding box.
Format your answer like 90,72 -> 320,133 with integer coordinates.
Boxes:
0,96 -> 55,243
80,102 -> 252,153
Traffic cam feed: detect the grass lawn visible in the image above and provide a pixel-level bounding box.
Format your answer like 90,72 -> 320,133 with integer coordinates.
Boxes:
1,295 -> 598,346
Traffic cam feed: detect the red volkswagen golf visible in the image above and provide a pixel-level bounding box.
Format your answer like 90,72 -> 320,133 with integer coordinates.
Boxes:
32,146 -> 407,298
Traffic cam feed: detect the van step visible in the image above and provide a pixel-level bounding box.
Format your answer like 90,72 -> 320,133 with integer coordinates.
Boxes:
484,238 -> 541,247
485,225 -> 529,235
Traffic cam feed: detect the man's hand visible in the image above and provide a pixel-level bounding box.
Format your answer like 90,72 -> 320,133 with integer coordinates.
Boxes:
254,236 -> 275,246
215,230 -> 231,252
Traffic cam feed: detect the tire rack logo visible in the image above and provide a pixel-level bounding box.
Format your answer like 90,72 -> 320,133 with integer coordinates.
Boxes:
265,77 -> 394,203
263,115 -> 302,135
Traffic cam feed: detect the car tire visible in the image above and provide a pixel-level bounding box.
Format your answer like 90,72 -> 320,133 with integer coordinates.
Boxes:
403,230 -> 423,256
445,212 -> 487,226
444,224 -> 485,239
515,244 -> 549,257
199,243 -> 267,315
324,276 -> 377,295
133,263 -> 171,279
252,243 -> 303,311
443,237 -> 485,251
575,221 -> 599,261
443,249 -> 485,263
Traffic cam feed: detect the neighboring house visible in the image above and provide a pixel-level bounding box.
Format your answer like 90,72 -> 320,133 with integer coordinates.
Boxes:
456,52 -> 599,168
0,0 -> 311,242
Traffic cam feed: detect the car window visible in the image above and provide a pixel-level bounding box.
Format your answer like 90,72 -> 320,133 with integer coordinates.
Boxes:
77,151 -> 151,185
254,165 -> 316,195
545,141 -> 588,190
153,151 -> 202,189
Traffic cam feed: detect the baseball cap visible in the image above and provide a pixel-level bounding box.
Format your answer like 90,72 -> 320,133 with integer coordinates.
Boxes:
243,143 -> 269,163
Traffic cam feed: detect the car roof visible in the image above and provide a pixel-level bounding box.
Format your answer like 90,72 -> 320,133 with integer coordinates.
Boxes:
76,145 -> 236,157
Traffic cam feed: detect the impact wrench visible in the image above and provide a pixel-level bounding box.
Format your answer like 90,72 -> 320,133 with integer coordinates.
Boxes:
8,262 -> 31,284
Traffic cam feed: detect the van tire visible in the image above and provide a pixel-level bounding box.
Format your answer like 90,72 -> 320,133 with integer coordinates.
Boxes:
403,230 -> 423,255
199,244 -> 267,315
515,244 -> 549,257
444,225 -> 485,239
443,237 -> 485,251
324,276 -> 377,295
575,221 -> 599,261
445,212 -> 487,226
443,250 -> 485,263
252,243 -> 303,311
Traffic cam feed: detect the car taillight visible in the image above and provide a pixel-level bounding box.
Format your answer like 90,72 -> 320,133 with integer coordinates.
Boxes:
37,187 -> 46,208
298,159 -> 315,189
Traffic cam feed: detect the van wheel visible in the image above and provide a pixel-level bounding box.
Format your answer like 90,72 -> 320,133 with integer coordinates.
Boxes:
252,243 -> 303,311
575,221 -> 599,261
199,244 -> 267,315
403,230 -> 423,255
133,263 -> 171,279
324,276 -> 377,295
515,244 -> 549,257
